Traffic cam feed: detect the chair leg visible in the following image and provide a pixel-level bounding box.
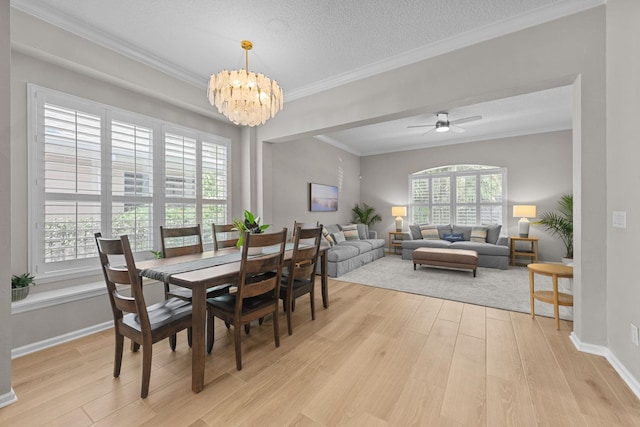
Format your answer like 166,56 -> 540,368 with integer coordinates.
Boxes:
258,317 -> 264,325
114,333 -> 124,378
310,286 -> 316,321
273,304 -> 280,348
169,334 -> 177,351
234,322 -> 243,370
187,327 -> 192,347
287,297 -> 293,336
207,312 -> 215,354
131,340 -> 140,352
244,323 -> 251,335
140,339 -> 153,398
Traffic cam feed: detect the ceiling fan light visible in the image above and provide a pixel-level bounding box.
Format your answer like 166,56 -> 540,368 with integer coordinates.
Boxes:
435,122 -> 449,132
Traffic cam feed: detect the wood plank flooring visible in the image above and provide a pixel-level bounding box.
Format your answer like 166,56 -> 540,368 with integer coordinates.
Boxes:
3,279 -> 640,426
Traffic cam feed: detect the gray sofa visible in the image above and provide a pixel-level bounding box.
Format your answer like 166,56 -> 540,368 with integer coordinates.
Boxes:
322,224 -> 385,277
400,224 -> 510,270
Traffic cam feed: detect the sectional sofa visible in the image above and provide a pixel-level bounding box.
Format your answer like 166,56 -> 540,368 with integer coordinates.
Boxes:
400,224 -> 510,270
321,224 -> 385,277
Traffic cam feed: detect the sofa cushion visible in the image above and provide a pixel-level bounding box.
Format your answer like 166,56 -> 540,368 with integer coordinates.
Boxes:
452,225 -> 472,241
443,233 -> 464,242
401,239 -> 451,250
420,225 -> 440,240
339,240 -> 374,255
325,224 -> 341,235
341,224 -> 360,240
367,238 -> 386,250
470,226 -> 488,243
451,241 -> 510,256
484,224 -> 502,245
327,244 -> 360,262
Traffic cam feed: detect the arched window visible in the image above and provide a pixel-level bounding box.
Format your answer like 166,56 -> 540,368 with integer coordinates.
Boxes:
409,165 -> 506,225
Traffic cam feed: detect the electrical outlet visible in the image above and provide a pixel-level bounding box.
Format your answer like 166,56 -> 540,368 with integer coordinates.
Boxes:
631,324 -> 639,346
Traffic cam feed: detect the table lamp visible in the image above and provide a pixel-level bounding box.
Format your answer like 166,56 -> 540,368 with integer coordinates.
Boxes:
391,206 -> 407,232
513,205 -> 537,237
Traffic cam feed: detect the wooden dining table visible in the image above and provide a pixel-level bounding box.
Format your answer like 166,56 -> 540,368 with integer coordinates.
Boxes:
136,245 -> 329,393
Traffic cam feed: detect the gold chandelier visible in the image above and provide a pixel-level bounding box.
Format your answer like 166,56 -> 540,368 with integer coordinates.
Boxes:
207,40 -> 284,127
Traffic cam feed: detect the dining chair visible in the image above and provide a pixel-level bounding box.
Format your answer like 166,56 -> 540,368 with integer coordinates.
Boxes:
160,224 -> 230,349
280,226 -> 323,335
212,223 -> 239,250
292,220 -> 319,240
94,233 -> 193,398
206,228 -> 287,370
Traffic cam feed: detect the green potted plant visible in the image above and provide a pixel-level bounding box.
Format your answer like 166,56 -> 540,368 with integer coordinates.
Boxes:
351,203 -> 382,227
534,194 -> 573,262
232,210 -> 270,251
12,273 -> 36,302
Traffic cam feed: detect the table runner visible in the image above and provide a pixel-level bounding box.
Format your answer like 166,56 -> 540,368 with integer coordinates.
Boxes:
140,243 -> 296,282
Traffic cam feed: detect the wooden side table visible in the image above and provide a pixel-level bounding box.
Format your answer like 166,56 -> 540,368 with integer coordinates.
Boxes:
388,231 -> 405,254
528,263 -> 573,329
510,236 -> 539,266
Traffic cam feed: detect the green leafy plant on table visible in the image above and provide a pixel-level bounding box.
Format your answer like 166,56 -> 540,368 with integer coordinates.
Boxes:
351,203 -> 382,227
232,210 -> 270,248
533,194 -> 573,259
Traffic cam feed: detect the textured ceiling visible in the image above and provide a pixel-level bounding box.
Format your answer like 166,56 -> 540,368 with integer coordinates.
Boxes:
12,0 -> 599,154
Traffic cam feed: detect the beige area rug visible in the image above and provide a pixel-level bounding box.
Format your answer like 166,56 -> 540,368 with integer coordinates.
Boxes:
337,255 -> 573,320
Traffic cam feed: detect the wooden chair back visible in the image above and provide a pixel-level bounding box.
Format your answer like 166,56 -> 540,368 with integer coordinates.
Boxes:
95,232 -> 150,328
292,221 -> 320,239
160,225 -> 203,258
213,223 -> 239,250
281,225 -> 323,335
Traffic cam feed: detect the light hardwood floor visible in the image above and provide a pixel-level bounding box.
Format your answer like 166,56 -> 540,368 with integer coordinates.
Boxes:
3,279 -> 640,426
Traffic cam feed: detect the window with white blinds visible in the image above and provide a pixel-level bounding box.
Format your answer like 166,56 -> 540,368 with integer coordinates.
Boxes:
409,165 -> 506,226
29,85 -> 231,280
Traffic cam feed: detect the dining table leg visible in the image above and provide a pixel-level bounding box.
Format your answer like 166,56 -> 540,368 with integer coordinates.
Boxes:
190,285 -> 206,393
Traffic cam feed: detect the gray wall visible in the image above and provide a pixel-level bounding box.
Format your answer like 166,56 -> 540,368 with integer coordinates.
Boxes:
606,0 -> 640,383
0,0 -> 15,407
360,131 -> 572,262
265,137 -> 361,234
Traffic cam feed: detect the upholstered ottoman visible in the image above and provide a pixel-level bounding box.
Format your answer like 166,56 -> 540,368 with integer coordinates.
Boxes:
412,247 -> 479,277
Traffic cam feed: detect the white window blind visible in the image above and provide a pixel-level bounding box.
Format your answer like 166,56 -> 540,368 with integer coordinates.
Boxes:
29,85 -> 231,281
409,165 -> 506,226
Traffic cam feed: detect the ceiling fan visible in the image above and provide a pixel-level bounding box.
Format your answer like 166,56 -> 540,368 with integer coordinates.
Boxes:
407,112 -> 482,134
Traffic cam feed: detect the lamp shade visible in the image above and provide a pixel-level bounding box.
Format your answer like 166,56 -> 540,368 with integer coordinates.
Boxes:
513,205 -> 536,218
391,206 -> 407,217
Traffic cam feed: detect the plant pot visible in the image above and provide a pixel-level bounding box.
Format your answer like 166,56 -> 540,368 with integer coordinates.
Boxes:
561,257 -> 573,266
12,286 -> 30,302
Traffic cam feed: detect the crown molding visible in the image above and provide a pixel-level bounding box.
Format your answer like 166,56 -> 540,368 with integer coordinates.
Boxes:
314,135 -> 362,157
11,0 -> 604,101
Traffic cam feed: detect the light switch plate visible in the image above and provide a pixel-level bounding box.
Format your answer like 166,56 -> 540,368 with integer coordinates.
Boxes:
631,324 -> 639,346
613,211 -> 626,228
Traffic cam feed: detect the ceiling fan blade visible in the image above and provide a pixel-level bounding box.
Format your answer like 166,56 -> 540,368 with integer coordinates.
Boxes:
449,125 -> 466,133
422,127 -> 437,136
407,124 -> 435,129
450,115 -> 482,125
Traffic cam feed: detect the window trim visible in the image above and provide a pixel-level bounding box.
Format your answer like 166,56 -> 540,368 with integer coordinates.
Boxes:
408,165 -> 507,226
28,84 -> 232,284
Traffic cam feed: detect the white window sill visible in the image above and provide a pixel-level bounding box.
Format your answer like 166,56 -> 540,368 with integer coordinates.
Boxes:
11,282 -> 107,315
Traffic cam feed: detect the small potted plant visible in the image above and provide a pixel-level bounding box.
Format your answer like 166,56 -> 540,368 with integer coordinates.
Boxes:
12,273 -> 36,302
232,210 -> 270,253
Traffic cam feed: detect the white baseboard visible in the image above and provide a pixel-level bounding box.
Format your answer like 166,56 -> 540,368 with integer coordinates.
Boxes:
570,332 -> 640,400
0,388 -> 18,409
11,321 -> 112,359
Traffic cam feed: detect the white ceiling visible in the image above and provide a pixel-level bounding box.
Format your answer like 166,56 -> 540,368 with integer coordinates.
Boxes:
12,0 -> 598,155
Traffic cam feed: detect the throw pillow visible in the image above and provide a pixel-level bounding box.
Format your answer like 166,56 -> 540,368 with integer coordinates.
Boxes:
322,228 -> 334,247
356,223 -> 368,240
331,231 -> 346,244
341,224 -> 360,240
470,226 -> 488,243
484,224 -> 502,245
420,225 -> 440,240
409,224 -> 424,240
443,233 -> 464,242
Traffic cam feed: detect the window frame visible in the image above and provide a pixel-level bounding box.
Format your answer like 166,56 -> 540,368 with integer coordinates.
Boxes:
28,85 -> 232,283
408,165 -> 506,226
